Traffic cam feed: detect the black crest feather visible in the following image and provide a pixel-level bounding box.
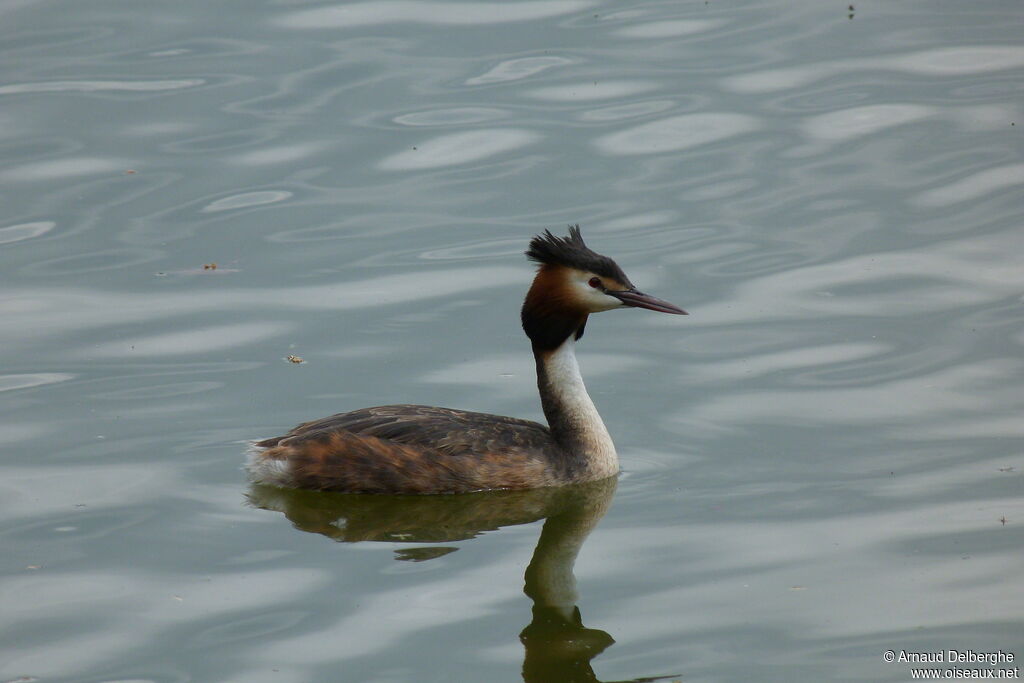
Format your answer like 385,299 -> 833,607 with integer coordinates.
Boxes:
525,224 -> 632,286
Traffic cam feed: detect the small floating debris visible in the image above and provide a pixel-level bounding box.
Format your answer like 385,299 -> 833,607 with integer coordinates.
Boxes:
286,355 -> 304,364
156,264 -> 239,276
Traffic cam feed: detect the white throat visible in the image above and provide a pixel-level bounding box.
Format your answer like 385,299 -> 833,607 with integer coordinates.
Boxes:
537,338 -> 618,478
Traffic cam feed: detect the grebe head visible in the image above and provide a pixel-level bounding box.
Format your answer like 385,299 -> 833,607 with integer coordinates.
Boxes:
522,225 -> 686,350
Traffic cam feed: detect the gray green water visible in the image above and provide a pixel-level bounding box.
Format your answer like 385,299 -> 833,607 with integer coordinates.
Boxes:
2,1 -> 1022,681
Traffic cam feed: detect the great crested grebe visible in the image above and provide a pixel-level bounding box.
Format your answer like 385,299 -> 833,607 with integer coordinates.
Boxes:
247,225 -> 686,494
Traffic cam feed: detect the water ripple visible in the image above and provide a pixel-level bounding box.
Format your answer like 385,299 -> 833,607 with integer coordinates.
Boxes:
1,267 -> 524,352
0,567 -> 329,679
0,373 -> 75,392
684,342 -> 889,383
594,112 -> 760,155
23,247 -> 165,275
91,381 -> 224,401
393,107 -> 507,126
277,0 -> 596,29
697,235 -> 1023,325
724,45 -> 1024,93
576,99 -> 677,122
801,104 -> 934,143
612,19 -> 725,39
0,79 -> 204,95
227,143 -> 327,166
678,358 -> 1017,427
0,157 -> 132,183
377,129 -> 542,170
85,322 -> 292,358
465,56 -> 573,86
0,221 -> 55,244
911,163 -> 1024,209
525,80 -> 659,102
200,191 -> 293,213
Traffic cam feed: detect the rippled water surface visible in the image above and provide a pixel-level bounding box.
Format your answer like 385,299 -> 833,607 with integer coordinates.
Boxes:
2,1 -> 1022,681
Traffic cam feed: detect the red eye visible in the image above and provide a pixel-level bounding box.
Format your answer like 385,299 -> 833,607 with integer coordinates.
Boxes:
588,277 -> 601,289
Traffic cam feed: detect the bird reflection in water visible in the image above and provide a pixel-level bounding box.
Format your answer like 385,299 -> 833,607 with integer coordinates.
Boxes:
246,478 -> 678,683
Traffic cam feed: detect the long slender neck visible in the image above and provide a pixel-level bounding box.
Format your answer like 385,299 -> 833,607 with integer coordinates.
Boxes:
534,338 -> 618,479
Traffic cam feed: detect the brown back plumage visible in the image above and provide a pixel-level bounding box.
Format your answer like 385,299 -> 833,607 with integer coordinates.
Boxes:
253,405 -> 572,494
